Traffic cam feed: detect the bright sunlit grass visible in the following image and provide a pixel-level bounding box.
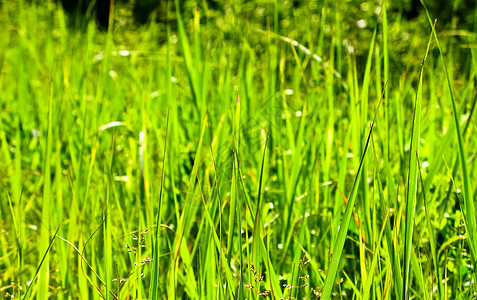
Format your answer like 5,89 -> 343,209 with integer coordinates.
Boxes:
0,0 -> 476,299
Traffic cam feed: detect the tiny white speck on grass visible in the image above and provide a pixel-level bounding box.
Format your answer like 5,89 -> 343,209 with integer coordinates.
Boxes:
456,188 -> 461,194
284,149 -> 292,155
375,6 -> 381,14
422,161 -> 429,168
444,213 -> 449,218
99,121 -> 126,131
32,128 -> 40,138
305,212 -> 310,217
28,225 -> 37,230
52,29 -> 61,37
278,244 -> 283,249
402,32 -> 410,41
171,76 -> 177,83
114,176 -> 129,183
151,91 -> 159,98
94,51 -> 104,62
295,111 -> 302,117
357,19 -> 366,28
268,202 -> 274,209
367,177 -> 371,183
312,53 -> 322,62
284,89 -> 294,95
119,50 -> 130,56
311,230 -> 316,235
265,186 -> 269,192
109,70 -> 117,78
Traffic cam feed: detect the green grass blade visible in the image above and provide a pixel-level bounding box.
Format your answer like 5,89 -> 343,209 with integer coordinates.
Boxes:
23,221 -> 63,300
363,211 -> 388,300
403,27 -> 433,300
321,99 -> 382,300
417,156 -> 442,298
149,113 -> 169,300
174,0 -> 200,107
38,81 -> 54,300
420,0 -> 477,266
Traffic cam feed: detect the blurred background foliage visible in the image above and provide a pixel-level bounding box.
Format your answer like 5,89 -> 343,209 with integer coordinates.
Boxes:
57,0 -> 477,78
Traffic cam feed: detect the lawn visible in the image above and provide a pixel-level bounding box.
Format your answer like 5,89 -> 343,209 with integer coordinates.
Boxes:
0,0 -> 476,299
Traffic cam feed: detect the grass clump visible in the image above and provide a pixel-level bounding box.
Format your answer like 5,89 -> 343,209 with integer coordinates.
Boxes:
0,0 -> 477,299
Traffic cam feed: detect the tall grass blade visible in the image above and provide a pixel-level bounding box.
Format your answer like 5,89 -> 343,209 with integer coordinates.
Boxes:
23,221 -> 63,300
420,0 -> 477,266
149,113 -> 169,299
38,81 -> 54,300
321,98 -> 382,300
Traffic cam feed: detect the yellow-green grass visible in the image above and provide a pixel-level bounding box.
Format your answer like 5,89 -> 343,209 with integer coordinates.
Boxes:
0,1 -> 476,299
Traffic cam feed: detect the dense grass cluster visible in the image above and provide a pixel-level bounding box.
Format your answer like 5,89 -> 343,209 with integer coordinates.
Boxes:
0,0 -> 476,299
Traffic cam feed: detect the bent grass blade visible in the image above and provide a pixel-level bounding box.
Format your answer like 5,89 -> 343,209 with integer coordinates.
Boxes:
403,24 -> 433,300
321,97 -> 382,300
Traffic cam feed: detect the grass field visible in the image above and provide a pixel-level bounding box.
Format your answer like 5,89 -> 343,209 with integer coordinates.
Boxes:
1,0 -> 477,299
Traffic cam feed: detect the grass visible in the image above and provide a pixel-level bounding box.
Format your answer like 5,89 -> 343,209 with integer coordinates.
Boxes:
0,0 -> 477,299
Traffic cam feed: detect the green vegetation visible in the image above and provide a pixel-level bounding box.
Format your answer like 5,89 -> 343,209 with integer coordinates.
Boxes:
1,0 -> 477,299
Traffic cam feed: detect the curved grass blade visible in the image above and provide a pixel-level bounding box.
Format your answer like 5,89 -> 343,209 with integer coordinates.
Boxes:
417,155 -> 442,298
22,220 -> 63,300
420,0 -> 477,267
321,97 -> 382,300
149,112 -> 169,300
363,210 -> 389,300
403,25 -> 434,300
251,132 -> 268,282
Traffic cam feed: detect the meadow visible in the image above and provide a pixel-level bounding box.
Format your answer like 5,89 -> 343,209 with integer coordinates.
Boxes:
0,0 -> 476,299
